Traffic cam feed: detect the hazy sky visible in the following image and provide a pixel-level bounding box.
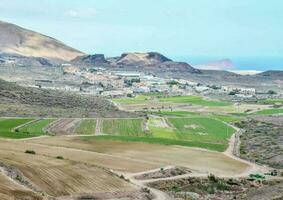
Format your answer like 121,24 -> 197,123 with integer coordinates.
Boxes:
0,0 -> 282,69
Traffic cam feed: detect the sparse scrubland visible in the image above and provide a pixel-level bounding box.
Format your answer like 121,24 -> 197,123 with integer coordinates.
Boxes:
148,175 -> 283,200
236,118 -> 283,169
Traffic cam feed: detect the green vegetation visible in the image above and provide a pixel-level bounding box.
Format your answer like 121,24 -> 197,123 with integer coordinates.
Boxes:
82,135 -> 227,152
148,118 -> 177,139
112,95 -> 150,104
18,119 -> 55,136
261,98 -> 283,105
212,114 -> 242,123
152,110 -> 199,117
255,109 -> 283,115
113,95 -> 231,107
168,117 -> 235,143
75,119 -> 96,135
158,96 -> 231,106
25,150 -> 36,154
0,118 -> 35,139
102,119 -> 147,137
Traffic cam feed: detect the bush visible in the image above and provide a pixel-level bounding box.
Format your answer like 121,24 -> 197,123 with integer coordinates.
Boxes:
25,150 -> 36,154
56,156 -> 64,160
141,187 -> 151,194
208,174 -> 218,183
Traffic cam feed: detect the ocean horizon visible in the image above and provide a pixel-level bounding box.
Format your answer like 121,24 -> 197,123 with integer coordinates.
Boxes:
172,56 -> 283,71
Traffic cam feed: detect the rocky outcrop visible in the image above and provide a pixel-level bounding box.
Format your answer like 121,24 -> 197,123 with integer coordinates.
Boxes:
115,52 -> 172,66
71,54 -> 109,66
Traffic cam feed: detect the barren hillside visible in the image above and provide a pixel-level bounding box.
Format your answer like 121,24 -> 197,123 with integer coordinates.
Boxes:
0,20 -> 84,61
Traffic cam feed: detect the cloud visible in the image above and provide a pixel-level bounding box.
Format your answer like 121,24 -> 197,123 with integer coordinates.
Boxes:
64,8 -> 96,18
193,59 -> 236,70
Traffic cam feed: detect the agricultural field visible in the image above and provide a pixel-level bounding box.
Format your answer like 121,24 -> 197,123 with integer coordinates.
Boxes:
158,95 -> 231,106
102,118 -> 147,137
112,95 -> 152,104
91,135 -> 227,152
167,117 -> 235,143
75,119 -> 96,135
148,117 -> 177,139
0,118 -> 35,139
211,114 -> 242,123
113,95 -> 231,107
45,118 -> 81,135
254,108 -> 283,115
260,98 -> 283,105
0,143 -> 139,199
22,137 -> 249,176
18,119 -> 55,136
150,110 -> 199,117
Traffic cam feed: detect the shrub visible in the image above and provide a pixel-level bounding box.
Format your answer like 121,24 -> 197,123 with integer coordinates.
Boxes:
56,156 -> 64,160
208,174 -> 218,183
25,150 -> 36,154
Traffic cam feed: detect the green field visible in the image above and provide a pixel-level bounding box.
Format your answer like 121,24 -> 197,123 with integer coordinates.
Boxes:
167,117 -> 235,143
113,95 -> 231,107
18,119 -> 55,136
158,95 -> 231,106
255,108 -> 283,115
0,118 -> 36,139
212,114 -> 242,123
112,95 -> 150,104
152,110 -> 199,117
148,118 -> 177,139
75,119 -> 96,135
261,98 -> 283,105
81,135 -> 227,152
102,119 -> 147,137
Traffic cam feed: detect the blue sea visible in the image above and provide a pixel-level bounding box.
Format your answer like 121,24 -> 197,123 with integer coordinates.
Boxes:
172,56 -> 283,71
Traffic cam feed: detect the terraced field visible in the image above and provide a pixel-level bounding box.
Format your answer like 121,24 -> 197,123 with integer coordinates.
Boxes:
102,118 -> 147,137
75,119 -> 96,135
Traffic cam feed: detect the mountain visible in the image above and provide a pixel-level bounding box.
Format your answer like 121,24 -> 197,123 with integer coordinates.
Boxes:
71,54 -> 110,66
0,20 -> 84,61
194,59 -> 235,70
255,70 -> 283,80
113,52 -> 172,66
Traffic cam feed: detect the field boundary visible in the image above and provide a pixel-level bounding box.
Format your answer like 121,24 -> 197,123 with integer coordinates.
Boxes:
11,119 -> 38,132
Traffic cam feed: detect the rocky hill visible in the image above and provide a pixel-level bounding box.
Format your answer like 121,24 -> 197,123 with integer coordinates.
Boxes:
71,54 -> 110,66
72,52 -> 200,74
255,70 -> 283,80
0,20 -> 84,61
114,52 -> 172,66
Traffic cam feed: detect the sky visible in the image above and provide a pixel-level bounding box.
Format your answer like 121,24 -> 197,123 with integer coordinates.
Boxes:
0,0 -> 283,70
